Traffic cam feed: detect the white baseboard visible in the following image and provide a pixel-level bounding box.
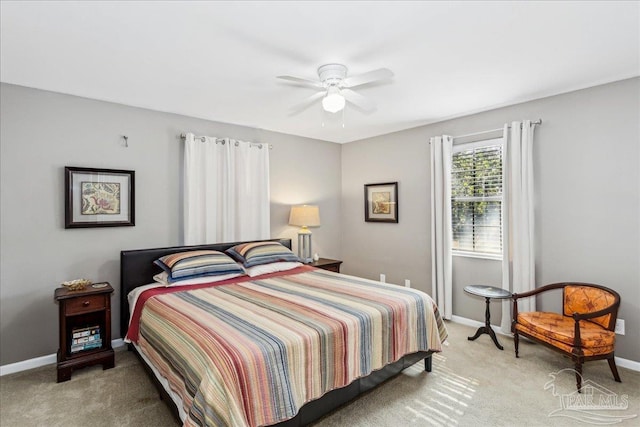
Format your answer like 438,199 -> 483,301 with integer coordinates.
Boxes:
0,338 -> 125,376
614,356 -> 640,371
448,315 -> 639,372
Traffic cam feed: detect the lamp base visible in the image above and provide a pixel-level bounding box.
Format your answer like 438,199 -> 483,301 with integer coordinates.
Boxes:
297,232 -> 313,264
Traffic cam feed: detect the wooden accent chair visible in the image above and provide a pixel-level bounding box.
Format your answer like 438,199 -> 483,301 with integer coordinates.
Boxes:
512,282 -> 621,392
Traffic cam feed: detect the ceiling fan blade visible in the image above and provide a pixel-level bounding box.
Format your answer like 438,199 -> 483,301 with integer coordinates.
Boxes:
276,75 -> 324,89
341,89 -> 376,112
288,91 -> 326,115
342,68 -> 394,88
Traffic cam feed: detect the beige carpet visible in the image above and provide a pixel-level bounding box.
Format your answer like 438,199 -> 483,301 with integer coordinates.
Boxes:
1,322 -> 638,426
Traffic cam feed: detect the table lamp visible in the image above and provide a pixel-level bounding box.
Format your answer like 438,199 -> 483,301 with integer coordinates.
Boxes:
289,205 -> 321,263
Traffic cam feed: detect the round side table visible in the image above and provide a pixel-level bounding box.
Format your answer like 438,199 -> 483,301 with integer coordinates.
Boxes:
464,285 -> 512,350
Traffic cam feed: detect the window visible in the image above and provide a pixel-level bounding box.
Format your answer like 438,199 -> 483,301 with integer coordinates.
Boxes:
451,138 -> 503,258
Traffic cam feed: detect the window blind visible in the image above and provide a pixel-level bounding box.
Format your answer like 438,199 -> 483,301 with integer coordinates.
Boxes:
451,142 -> 503,256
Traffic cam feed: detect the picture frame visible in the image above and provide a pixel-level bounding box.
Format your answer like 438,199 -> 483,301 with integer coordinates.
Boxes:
65,166 -> 135,229
364,182 -> 398,223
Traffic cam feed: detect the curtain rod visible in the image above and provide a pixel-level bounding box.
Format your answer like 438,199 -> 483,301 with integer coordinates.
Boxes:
179,133 -> 273,150
452,119 -> 542,141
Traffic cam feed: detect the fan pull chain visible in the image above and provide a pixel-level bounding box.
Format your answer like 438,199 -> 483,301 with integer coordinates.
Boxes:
321,103 -> 325,128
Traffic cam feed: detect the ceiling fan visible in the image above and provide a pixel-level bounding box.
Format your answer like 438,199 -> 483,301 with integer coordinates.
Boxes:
277,64 -> 393,114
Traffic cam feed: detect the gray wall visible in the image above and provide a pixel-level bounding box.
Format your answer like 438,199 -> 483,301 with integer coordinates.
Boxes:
341,78 -> 639,362
0,83 -> 342,365
2,78 -> 638,365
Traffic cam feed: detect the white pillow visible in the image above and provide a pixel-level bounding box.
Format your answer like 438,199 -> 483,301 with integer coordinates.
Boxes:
244,261 -> 303,277
153,271 -> 244,287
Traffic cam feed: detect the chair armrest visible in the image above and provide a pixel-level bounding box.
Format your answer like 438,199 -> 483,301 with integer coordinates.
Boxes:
512,283 -> 568,333
512,283 -> 566,300
570,305 -> 617,322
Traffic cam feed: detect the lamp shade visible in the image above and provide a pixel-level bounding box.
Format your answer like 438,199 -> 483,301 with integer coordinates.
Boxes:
289,205 -> 321,228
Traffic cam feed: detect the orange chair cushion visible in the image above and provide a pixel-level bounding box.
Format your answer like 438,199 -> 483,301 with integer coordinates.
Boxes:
564,285 -> 614,329
516,312 -> 615,356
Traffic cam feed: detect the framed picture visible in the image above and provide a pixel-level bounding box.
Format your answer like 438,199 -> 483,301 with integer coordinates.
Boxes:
364,182 -> 398,223
65,167 -> 135,228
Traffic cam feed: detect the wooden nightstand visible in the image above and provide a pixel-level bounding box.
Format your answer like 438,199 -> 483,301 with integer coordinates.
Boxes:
54,282 -> 115,382
310,258 -> 343,273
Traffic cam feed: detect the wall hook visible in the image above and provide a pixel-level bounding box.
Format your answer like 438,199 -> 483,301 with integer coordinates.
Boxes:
122,135 -> 129,147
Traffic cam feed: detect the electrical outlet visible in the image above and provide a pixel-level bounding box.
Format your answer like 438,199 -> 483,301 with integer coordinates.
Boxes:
404,279 -> 411,288
615,319 -> 625,335
379,274 -> 386,283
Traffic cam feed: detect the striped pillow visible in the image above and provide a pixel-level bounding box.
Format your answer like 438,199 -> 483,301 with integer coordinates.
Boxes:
154,250 -> 245,284
153,271 -> 243,287
226,242 -> 300,268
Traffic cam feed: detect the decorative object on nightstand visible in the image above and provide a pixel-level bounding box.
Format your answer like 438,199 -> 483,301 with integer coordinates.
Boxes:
55,282 -> 115,382
61,278 -> 92,291
310,258 -> 343,273
289,205 -> 321,263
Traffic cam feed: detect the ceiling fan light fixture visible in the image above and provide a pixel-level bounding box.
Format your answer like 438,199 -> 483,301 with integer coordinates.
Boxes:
278,63 -> 391,115
322,86 -> 345,113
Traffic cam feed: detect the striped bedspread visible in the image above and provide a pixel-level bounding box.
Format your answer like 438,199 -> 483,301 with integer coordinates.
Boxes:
130,267 -> 448,427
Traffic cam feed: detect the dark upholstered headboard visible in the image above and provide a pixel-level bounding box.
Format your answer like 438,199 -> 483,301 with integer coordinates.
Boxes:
119,238 -> 292,338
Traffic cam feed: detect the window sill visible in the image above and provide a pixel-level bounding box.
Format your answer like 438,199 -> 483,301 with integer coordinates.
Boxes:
452,251 -> 502,261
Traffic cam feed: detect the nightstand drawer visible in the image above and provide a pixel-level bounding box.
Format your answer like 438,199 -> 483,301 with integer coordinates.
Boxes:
321,264 -> 340,272
65,294 -> 106,315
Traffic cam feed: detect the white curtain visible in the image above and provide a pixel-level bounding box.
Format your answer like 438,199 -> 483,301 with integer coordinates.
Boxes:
183,133 -> 270,245
430,135 -> 453,320
501,120 -> 536,333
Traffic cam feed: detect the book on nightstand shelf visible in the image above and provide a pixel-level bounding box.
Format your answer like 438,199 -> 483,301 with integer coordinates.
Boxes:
70,325 -> 102,353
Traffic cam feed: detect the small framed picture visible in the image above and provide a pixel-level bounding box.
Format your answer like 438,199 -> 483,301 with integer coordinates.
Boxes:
364,182 -> 398,223
65,167 -> 135,228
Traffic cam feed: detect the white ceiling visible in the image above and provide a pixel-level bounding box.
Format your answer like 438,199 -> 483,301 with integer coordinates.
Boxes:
1,1 -> 638,143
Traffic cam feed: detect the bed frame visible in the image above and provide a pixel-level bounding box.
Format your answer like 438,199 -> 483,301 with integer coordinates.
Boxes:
120,238 -> 433,426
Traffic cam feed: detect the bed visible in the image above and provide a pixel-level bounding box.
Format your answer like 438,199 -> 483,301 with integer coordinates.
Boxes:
120,239 -> 447,426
